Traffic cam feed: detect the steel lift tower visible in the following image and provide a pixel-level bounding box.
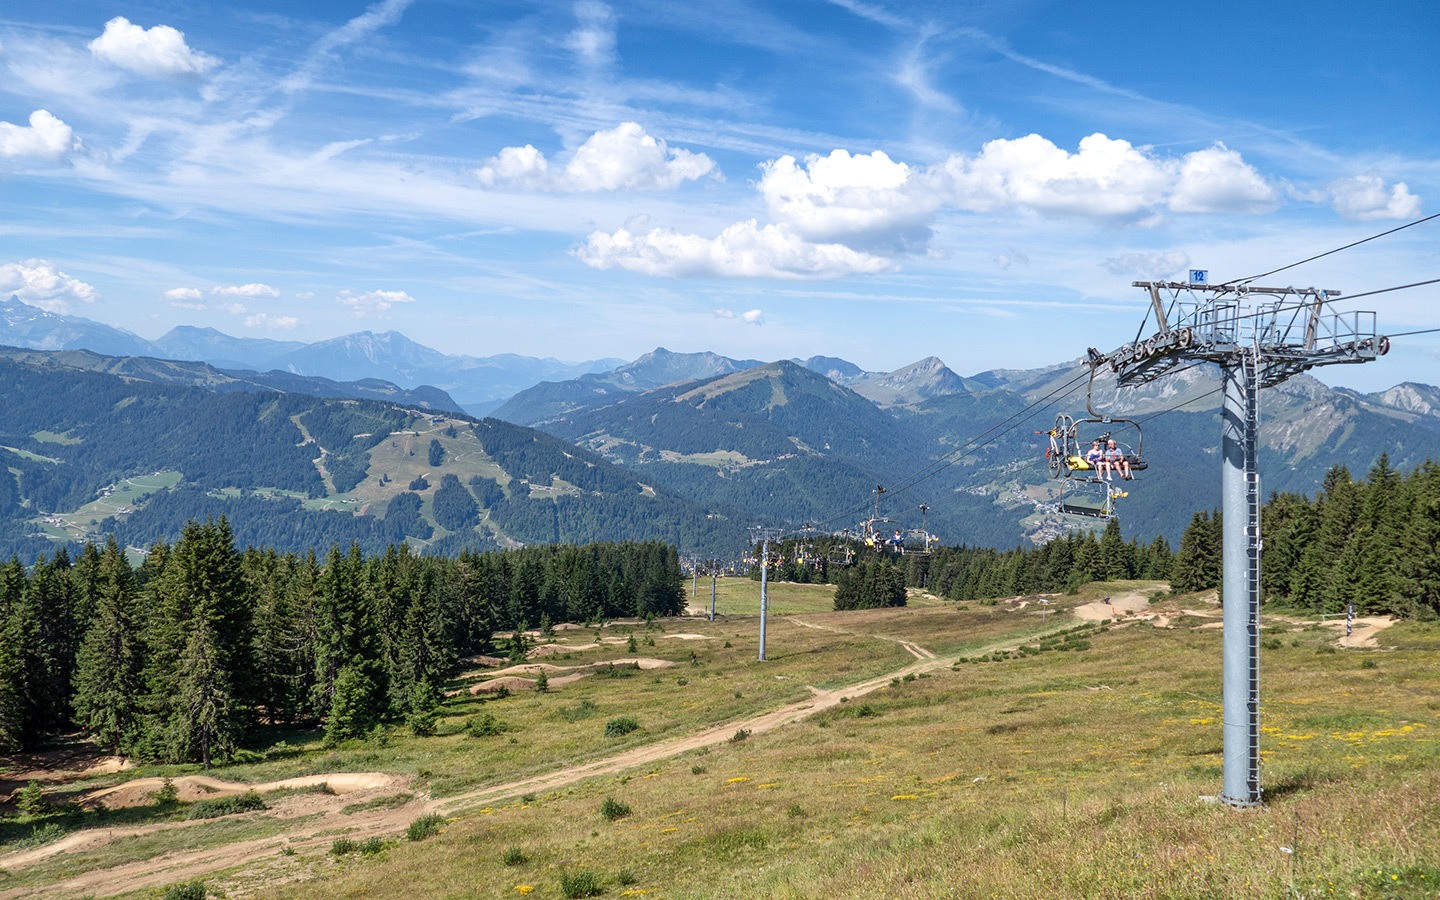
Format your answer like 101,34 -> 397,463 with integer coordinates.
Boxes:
1098,275 -> 1388,807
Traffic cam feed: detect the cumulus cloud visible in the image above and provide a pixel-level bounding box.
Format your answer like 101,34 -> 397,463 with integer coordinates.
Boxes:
1102,250 -> 1191,280
930,134 -> 1277,219
760,150 -> 936,252
1329,175 -> 1422,221
0,110 -> 76,161
576,220 -> 895,279
1167,144 -> 1277,214
336,289 -> 417,314
218,302 -> 247,315
163,287 -> 203,302
213,283 -> 279,298
0,259 -> 99,313
88,16 -> 218,78
245,313 -> 300,330
576,133 -> 1283,281
476,122 -> 715,192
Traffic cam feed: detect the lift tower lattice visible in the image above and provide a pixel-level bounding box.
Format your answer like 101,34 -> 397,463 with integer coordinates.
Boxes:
1100,277 -> 1388,807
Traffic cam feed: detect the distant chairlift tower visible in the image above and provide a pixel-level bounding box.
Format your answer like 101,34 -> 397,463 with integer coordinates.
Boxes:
1099,274 -> 1388,807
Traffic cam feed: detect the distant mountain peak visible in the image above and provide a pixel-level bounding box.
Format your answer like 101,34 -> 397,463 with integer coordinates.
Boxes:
848,356 -> 969,406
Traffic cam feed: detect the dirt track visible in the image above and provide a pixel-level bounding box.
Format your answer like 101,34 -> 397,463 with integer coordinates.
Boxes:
0,625 -> 1065,899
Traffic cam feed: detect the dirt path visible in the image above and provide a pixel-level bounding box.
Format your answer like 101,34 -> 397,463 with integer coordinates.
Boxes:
0,773 -> 416,899
432,625 -> 1052,816
789,617 -> 936,659
1328,615 -> 1395,648
5,623 -> 1066,899
1073,588 -> 1157,622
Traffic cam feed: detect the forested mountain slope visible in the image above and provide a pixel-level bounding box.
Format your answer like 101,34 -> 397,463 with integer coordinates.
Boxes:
0,353 -> 745,559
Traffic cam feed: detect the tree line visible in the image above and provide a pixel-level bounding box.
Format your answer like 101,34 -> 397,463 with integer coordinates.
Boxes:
0,521 -> 684,761
1169,456 -> 1440,618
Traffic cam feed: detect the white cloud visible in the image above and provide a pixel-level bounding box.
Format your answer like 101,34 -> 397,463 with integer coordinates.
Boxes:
576,220 -> 895,279
1329,175 -> 1422,221
245,313 -> 301,330
1167,144 -> 1277,214
566,1 -> 617,67
760,150 -> 936,252
213,283 -> 280,298
336,289 -> 417,314
475,144 -> 549,188
163,287 -> 203,302
219,302 -> 248,315
712,307 -> 765,325
936,133 -> 1173,218
88,17 -> 218,78
295,291 -> 315,300
932,135 -> 1277,219
0,110 -> 76,161
476,123 -> 715,192
1102,250 -> 1191,280
0,259 -> 99,313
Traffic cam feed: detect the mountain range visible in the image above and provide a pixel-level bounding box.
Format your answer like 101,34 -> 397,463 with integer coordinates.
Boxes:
4,295 -> 1437,554
0,297 -> 621,416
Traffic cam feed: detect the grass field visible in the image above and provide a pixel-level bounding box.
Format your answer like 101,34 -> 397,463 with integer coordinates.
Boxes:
3,584 -> 1437,899
41,470 -> 183,540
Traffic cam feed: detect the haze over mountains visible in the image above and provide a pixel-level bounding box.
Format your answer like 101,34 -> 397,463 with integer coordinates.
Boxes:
0,297 -> 621,415
3,294 -> 1437,557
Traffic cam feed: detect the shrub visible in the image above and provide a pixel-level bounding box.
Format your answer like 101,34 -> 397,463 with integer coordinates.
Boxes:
626,634 -> 638,652
1361,658 -> 1378,669
161,881 -> 208,900
534,670 -> 549,693
16,780 -> 47,817
730,728 -> 751,743
616,869 -> 638,886
855,704 -> 880,718
787,804 -> 806,818
691,765 -> 707,775
503,846 -> 529,866
407,813 -> 446,841
332,838 -> 358,856
467,713 -> 510,737
605,717 -> 639,737
600,797 -> 632,821
13,822 -> 67,850
150,777 -> 179,807
187,791 -> 267,820
359,837 -> 386,856
555,699 -> 599,722
560,869 -> 604,898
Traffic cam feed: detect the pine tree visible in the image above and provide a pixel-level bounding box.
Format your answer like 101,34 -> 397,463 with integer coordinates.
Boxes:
72,539 -> 143,755
174,617 -> 235,769
325,664 -> 381,745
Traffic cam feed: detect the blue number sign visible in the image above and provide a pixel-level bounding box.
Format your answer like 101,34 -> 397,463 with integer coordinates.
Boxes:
1189,269 -> 1208,284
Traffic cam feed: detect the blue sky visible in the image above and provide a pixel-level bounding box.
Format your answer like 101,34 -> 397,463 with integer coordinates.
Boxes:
1,0 -> 1436,390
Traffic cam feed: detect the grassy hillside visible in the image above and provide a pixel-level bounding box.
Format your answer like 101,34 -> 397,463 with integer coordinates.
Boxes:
3,583 -> 1435,899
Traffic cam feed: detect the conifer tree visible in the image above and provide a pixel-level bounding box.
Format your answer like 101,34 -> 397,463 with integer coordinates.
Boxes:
72,538 -> 143,755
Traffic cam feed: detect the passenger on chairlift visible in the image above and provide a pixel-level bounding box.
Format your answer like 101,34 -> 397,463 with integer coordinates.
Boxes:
1106,439 -> 1133,481
1085,439 -> 1109,479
